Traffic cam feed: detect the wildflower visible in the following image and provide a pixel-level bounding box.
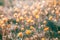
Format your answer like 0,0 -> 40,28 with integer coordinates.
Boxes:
56,10 -> 59,14
30,26 -> 34,30
27,19 -> 31,23
1,24 -> 5,27
35,15 -> 39,18
31,20 -> 34,23
0,20 -> 4,25
21,27 -> 24,31
49,16 -> 53,20
25,30 -> 31,35
33,9 -> 38,15
19,16 -> 24,20
58,31 -> 60,34
53,0 -> 57,6
17,32 -> 23,38
43,20 -> 47,24
13,13 -> 17,17
0,15 -> 4,18
16,18 -> 20,22
3,17 -> 8,22
41,37 -> 45,40
44,27 -> 49,31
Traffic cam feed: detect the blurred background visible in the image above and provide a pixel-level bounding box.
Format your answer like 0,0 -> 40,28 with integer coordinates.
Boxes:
0,0 -> 60,40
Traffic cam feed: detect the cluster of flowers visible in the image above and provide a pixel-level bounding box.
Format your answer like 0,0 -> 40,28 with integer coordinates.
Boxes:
0,0 -> 60,40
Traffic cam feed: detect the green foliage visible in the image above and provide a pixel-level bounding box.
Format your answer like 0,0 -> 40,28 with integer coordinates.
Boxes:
0,0 -> 4,6
46,20 -> 60,38
46,20 -> 58,32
